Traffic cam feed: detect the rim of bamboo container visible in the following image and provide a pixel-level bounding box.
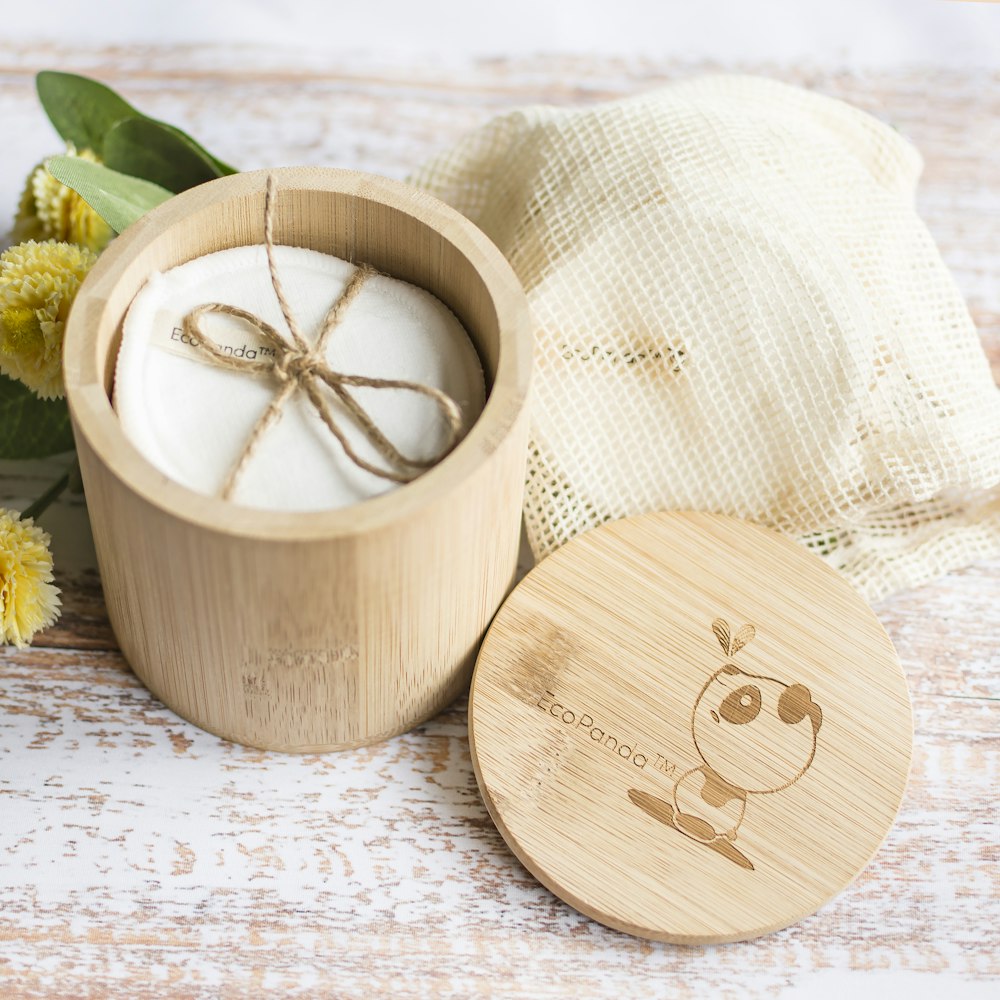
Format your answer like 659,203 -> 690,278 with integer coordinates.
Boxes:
64,167 -> 532,541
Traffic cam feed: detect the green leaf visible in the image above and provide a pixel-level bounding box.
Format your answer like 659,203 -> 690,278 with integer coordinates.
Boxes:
46,156 -> 173,233
0,373 -> 75,459
104,117 -> 228,193
37,70 -> 237,192
36,71 -> 140,156
159,122 -> 237,178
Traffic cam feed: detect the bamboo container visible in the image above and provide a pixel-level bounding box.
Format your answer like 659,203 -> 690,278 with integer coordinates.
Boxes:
63,167 -> 532,752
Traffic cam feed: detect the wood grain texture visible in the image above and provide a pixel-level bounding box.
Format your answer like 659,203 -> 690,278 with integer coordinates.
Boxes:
64,167 -> 532,751
1,42 -> 998,998
470,513 -> 912,944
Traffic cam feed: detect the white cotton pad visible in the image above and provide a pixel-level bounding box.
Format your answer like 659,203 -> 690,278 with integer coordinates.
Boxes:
113,245 -> 486,511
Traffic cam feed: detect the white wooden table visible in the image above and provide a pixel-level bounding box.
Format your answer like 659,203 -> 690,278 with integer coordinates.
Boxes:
1,43 -> 998,999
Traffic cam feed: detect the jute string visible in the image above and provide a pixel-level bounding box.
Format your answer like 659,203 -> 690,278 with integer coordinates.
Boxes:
181,174 -> 465,500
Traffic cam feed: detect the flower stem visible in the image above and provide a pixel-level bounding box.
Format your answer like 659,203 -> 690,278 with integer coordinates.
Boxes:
21,468 -> 72,522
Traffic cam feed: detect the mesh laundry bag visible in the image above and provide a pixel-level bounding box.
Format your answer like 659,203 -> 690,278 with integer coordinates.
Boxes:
411,75 -> 1000,600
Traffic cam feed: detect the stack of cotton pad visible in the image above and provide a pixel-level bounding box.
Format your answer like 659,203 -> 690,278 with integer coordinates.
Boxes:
113,245 -> 485,511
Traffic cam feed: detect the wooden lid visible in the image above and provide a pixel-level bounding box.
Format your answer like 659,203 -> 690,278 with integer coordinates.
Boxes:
469,512 -> 912,943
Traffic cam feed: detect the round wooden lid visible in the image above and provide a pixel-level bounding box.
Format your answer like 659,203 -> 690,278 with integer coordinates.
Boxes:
469,512 -> 912,944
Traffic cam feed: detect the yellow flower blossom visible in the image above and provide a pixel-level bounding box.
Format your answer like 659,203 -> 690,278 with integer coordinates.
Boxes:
0,507 -> 60,649
12,145 -> 112,253
0,240 -> 98,399
12,173 -> 47,243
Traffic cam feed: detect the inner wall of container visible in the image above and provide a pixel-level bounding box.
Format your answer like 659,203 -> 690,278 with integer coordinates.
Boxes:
96,188 -> 503,407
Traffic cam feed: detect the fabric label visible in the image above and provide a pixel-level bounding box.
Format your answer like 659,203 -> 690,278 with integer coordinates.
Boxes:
150,309 -> 279,365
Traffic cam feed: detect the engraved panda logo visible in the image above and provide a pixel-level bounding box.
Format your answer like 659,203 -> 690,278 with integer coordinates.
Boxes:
628,619 -> 823,871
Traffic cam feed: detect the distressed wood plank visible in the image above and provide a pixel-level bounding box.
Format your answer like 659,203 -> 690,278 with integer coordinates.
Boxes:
0,629 -> 997,997
0,42 -> 998,999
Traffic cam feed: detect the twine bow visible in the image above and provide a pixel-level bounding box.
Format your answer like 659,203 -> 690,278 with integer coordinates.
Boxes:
181,174 -> 464,501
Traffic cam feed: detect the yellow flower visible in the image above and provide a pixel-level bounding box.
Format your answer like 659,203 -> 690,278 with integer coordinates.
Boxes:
12,174 -> 47,243
0,240 -> 98,399
0,508 -> 60,649
12,145 -> 112,253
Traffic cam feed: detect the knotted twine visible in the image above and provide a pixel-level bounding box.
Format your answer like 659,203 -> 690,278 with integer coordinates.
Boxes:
181,175 -> 464,501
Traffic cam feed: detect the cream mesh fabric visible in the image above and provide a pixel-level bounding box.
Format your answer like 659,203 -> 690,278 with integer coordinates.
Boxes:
411,76 -> 1000,600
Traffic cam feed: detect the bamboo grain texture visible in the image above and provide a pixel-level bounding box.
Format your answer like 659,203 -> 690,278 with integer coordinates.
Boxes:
63,167 -> 532,752
1,42 -> 998,999
471,513 -> 912,944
